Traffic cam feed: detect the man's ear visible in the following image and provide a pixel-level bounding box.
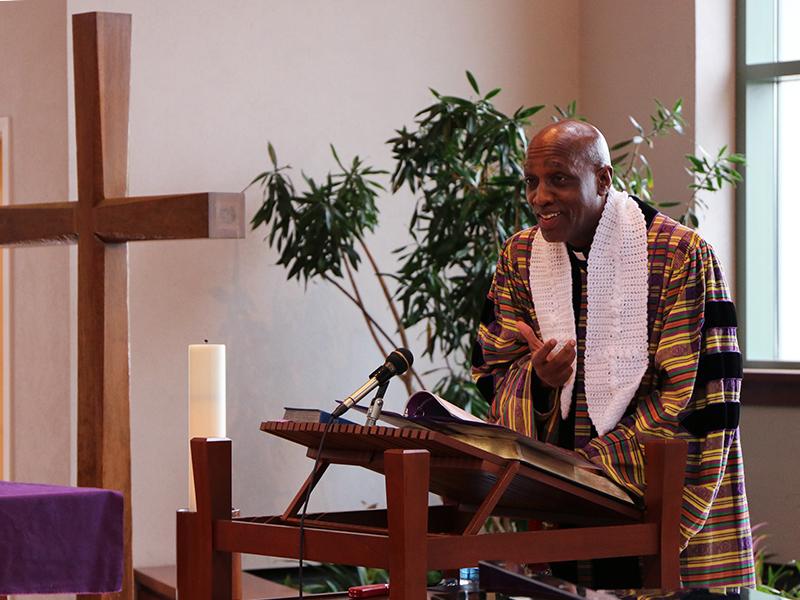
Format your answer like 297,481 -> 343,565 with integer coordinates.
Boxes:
596,165 -> 613,195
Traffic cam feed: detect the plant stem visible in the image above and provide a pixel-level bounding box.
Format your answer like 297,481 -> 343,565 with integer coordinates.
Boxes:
358,239 -> 425,391
343,260 -> 389,356
321,273 -> 396,353
683,157 -> 721,225
343,261 -> 417,396
359,239 -> 411,352
621,139 -> 645,183
487,214 -> 501,256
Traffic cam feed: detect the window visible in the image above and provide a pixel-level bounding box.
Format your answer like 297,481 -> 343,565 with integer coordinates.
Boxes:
737,0 -> 800,366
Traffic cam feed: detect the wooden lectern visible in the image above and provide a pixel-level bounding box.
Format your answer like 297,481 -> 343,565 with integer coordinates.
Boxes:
177,423 -> 688,600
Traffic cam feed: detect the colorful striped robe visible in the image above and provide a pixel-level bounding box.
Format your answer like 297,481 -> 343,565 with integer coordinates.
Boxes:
472,201 -> 755,587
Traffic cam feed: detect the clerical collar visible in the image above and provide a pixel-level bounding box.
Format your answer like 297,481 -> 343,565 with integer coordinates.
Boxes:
567,244 -> 589,262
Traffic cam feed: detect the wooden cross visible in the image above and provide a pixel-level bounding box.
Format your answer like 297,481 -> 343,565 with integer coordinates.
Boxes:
0,13 -> 245,600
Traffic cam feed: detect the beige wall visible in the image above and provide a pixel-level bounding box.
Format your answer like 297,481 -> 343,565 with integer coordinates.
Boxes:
740,405 -> 800,564
577,0 -> 800,564
694,0 -> 737,285
579,0 -> 696,228
694,0 -> 800,566
0,0 -> 72,487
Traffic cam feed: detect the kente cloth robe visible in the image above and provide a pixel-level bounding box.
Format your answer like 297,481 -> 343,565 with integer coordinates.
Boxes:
472,200 -> 756,588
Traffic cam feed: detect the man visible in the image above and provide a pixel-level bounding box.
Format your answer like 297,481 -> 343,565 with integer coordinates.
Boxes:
472,119 -> 755,588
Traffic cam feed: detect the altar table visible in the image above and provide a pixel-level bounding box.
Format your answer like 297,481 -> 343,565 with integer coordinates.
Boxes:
0,480 -> 123,594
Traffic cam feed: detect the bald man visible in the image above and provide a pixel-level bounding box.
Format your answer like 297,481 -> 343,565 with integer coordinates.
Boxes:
472,120 -> 755,589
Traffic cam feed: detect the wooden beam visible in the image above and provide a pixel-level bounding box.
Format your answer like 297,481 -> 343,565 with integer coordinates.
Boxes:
95,193 -> 244,242
741,369 -> 800,407
73,14 -> 134,600
0,203 -> 76,245
641,439 -> 686,589
385,450 -> 429,600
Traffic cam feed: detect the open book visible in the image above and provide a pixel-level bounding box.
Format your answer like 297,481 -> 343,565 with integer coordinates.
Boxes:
353,390 -> 634,505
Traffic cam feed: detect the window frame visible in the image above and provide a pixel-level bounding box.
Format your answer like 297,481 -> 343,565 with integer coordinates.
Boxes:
735,0 -> 800,369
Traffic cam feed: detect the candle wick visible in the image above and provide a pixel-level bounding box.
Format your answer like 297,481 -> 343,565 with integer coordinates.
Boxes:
204,339 -> 208,343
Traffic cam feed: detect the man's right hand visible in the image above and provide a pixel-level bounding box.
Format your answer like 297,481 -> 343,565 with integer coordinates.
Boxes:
515,319 -> 576,389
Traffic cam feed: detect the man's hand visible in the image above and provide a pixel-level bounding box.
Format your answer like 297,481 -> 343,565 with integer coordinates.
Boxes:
515,319 -> 576,388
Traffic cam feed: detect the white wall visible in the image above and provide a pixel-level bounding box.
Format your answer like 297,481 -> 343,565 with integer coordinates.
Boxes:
61,0 -> 581,568
4,0 -> 796,573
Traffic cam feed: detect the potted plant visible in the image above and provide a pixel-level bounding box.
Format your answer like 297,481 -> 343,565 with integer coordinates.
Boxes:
250,72 -> 743,414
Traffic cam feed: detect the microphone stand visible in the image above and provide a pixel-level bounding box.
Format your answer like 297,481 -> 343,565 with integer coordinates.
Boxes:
365,381 -> 389,427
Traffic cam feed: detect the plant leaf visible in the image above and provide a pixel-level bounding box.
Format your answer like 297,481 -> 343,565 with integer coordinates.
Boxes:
466,70 -> 480,95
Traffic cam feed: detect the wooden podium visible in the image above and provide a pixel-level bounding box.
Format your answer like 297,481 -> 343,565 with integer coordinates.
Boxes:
176,422 -> 688,600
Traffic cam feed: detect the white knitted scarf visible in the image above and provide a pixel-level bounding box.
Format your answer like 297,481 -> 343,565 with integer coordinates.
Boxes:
528,190 -> 649,436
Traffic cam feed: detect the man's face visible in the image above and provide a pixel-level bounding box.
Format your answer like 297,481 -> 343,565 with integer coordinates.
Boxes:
524,133 -> 607,250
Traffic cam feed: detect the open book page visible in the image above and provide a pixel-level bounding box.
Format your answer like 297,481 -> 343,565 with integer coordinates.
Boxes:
403,391 -> 601,471
445,433 -> 632,504
357,390 -> 633,504
404,391 -> 485,422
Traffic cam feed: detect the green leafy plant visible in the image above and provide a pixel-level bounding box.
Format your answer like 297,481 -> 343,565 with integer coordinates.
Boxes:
249,72 -> 743,414
607,97 -> 745,227
683,144 -> 745,228
302,563 -> 389,594
387,74 -> 542,416
288,563 -> 440,593
753,523 -> 800,598
754,522 -> 773,587
610,98 -> 689,204
760,561 -> 800,598
250,144 -> 422,395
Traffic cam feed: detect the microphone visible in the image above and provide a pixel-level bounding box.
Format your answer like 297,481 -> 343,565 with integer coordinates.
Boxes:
331,348 -> 414,419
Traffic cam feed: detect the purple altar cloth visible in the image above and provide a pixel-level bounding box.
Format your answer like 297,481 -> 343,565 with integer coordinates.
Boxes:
0,481 -> 123,594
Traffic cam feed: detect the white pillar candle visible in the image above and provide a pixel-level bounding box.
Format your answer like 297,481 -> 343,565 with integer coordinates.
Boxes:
189,342 -> 226,510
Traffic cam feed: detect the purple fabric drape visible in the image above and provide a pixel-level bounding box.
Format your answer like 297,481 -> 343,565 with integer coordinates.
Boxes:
0,481 -> 123,594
